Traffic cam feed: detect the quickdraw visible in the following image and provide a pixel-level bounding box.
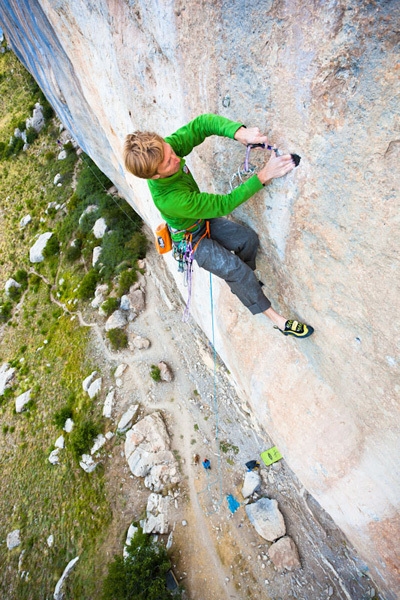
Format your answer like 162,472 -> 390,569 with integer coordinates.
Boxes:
230,143 -> 301,190
172,221 -> 210,321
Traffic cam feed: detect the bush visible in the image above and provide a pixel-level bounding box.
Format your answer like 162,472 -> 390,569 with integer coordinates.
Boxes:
102,527 -> 179,600
14,269 -> 28,289
25,127 -> 38,145
76,269 -> 100,300
69,419 -> 99,459
101,297 -> 119,317
118,269 -> 137,296
7,285 -> 22,302
43,234 -> 60,258
107,328 -> 128,351
53,406 -> 73,429
65,241 -> 82,262
150,365 -> 161,382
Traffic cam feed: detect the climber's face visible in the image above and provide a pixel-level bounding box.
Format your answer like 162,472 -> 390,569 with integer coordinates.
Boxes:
152,142 -> 181,178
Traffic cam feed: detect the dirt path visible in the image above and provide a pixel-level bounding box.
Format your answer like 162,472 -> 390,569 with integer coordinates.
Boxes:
81,247 -> 378,600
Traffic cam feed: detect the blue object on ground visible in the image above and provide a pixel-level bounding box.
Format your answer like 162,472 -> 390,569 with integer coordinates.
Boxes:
227,494 -> 240,513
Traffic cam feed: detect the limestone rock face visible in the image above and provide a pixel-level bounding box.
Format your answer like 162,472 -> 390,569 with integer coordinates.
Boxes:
2,2 -> 399,595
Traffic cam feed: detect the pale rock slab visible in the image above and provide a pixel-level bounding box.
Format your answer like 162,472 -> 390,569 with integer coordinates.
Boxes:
268,536 -> 301,572
7,529 -> 21,550
47,535 -> 54,547
92,246 -> 102,266
91,283 -> 108,308
90,434 -> 106,455
48,449 -> 60,465
54,435 -> 65,449
15,389 -> 31,413
78,204 -> 98,225
132,336 -> 150,350
79,454 -> 97,473
87,377 -> 102,399
105,310 -> 128,331
92,217 -> 107,239
125,412 -> 180,491
245,497 -> 286,542
63,418 -> 74,433
19,214 -> 32,228
126,288 -> 145,313
123,523 -> 139,559
53,556 -> 80,600
57,150 -> 67,160
142,493 -> 171,534
29,232 -> 53,263
158,361 -> 173,382
26,102 -> 44,132
5,278 -> 21,295
242,470 -> 262,498
53,173 -> 62,185
120,295 -> 130,310
114,363 -> 127,379
0,363 -> 15,395
117,404 -> 139,433
103,389 -> 115,418
82,371 -> 97,392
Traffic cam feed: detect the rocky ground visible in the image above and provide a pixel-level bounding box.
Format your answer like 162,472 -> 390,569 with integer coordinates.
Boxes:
80,240 -> 380,600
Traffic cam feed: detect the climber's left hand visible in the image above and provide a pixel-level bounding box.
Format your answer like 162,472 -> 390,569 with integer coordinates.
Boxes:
234,126 -> 268,146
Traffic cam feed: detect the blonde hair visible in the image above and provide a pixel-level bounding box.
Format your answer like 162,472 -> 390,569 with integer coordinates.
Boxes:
123,131 -> 164,179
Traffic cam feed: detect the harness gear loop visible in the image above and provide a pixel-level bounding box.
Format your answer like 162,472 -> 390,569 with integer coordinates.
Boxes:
173,220 -> 210,321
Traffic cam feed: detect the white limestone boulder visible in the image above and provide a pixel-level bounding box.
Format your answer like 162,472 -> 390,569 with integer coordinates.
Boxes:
7,529 -> 21,550
15,389 -> 32,413
117,404 -> 139,433
0,363 -> 15,395
29,232 -> 53,263
92,217 -> 107,239
241,470 -> 262,498
103,389 -> 115,418
105,310 -> 128,331
245,497 -> 286,542
268,536 -> 301,572
53,556 -> 80,600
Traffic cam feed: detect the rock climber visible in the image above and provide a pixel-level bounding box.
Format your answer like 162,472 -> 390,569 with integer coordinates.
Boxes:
123,114 -> 314,338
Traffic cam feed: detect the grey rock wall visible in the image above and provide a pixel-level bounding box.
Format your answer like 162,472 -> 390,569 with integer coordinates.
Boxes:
1,1 -> 399,597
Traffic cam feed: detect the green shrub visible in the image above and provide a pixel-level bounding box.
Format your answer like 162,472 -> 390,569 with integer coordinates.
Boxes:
118,269 -> 137,296
102,527 -> 179,600
14,269 -> 28,289
7,285 -> 22,302
69,419 -> 99,459
76,269 -> 100,300
101,297 -> 119,317
106,328 -> 128,350
53,406 -> 73,429
28,273 -> 41,293
65,241 -> 82,262
43,234 -> 60,258
26,127 -> 38,144
150,365 -> 161,382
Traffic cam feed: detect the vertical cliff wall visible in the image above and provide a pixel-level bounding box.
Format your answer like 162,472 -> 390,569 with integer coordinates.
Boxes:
1,1 -> 399,596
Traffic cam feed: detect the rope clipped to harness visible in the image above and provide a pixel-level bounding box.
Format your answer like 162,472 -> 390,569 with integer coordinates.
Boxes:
172,221 -> 210,321
230,143 -> 301,190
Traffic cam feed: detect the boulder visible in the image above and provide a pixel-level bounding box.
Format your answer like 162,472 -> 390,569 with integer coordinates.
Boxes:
91,283 -> 108,309
48,449 -> 60,465
103,389 -> 115,418
53,173 -> 62,185
47,535 -> 54,547
53,556 -> 80,600
123,523 -> 139,558
79,454 -> 97,473
78,204 -> 98,224
57,150 -> 67,160
26,102 -> 44,132
92,246 -> 102,266
29,232 -> 53,263
131,336 -> 150,350
90,434 -> 106,455
158,361 -> 173,382
126,288 -> 145,313
5,278 -> 21,295
105,310 -> 128,331
63,418 -> 74,433
245,497 -> 286,542
54,435 -> 65,449
19,214 -> 32,228
125,412 -> 180,491
268,536 -> 301,572
241,470 -> 261,498
120,295 -> 130,310
142,493 -> 171,534
117,404 -> 139,433
92,217 -> 107,239
0,363 -> 15,395
82,371 -> 97,392
15,389 -> 32,413
7,529 -> 21,550
87,377 -> 102,399
114,363 -> 127,379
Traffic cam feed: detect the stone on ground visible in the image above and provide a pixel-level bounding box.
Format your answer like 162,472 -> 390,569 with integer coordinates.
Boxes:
268,536 -> 301,571
245,497 -> 286,542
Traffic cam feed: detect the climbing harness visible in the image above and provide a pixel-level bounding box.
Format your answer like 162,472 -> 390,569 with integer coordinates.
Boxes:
230,143 -> 301,190
170,220 -> 210,321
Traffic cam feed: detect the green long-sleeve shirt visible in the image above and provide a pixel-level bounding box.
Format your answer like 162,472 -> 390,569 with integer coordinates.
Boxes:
148,113 -> 263,235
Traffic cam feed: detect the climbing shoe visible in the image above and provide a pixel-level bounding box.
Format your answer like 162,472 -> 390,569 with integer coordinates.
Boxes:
275,319 -> 314,339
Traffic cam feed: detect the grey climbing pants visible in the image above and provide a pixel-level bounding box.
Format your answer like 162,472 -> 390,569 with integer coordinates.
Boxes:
191,218 -> 271,315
